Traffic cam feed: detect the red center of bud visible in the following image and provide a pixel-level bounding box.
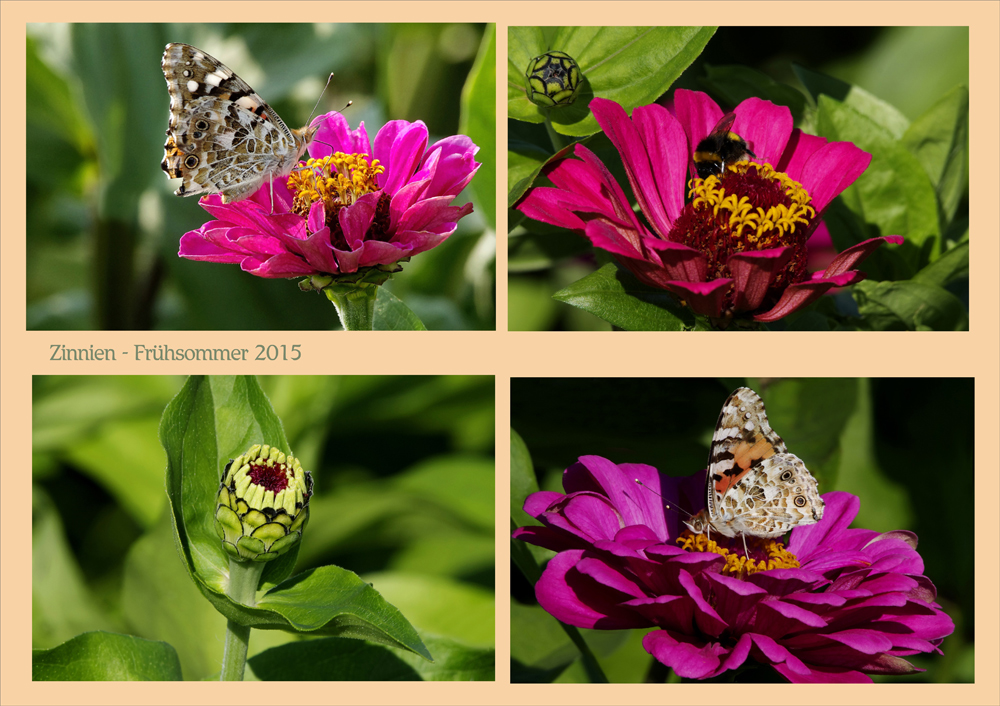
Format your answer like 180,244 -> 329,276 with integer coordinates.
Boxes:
247,462 -> 290,493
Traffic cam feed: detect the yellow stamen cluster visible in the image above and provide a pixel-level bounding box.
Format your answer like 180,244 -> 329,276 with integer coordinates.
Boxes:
688,162 -> 816,247
676,530 -> 801,578
287,153 -> 385,215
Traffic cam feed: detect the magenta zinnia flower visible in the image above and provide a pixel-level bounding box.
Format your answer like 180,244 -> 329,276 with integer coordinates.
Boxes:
517,90 -> 902,324
178,112 -> 479,280
513,456 -> 953,683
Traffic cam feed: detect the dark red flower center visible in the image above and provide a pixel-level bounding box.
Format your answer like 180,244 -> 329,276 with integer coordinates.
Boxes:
668,163 -> 818,290
247,461 -> 291,493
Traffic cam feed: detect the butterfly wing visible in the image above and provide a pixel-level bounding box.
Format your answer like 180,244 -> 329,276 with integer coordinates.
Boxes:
701,387 -> 823,538
161,43 -> 312,203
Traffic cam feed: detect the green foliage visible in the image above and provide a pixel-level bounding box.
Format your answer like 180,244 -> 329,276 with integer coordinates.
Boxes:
508,27 -> 715,136
508,27 -> 969,331
26,23 -> 495,330
33,632 -> 183,681
32,375 -> 495,681
510,378 -> 974,683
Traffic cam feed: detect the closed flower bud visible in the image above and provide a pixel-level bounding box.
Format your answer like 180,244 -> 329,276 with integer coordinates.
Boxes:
214,444 -> 313,563
524,51 -> 582,108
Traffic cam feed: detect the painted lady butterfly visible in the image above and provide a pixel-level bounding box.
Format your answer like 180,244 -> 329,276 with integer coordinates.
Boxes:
160,43 -> 319,204
685,387 -> 824,539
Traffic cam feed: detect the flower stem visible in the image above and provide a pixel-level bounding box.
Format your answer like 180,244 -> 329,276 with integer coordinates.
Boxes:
220,559 -> 265,681
324,283 -> 378,330
543,113 -> 567,152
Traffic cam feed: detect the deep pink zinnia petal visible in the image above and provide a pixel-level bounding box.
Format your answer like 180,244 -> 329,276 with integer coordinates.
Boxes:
822,235 -> 904,278
536,551 -> 654,630
733,98 -> 794,168
661,278 -> 732,317
727,246 -> 796,311
393,195 -> 473,235
339,192 -> 380,248
517,186 -> 589,231
178,230 -> 246,263
773,662 -> 871,684
777,129 -> 827,181
789,492 -> 863,560
645,239 -> 709,282
374,120 -> 428,194
419,134 -> 481,198
286,226 -> 339,275
749,633 -> 812,676
590,98 -> 687,237
246,252 -> 317,278
311,112 -> 372,159
752,271 -> 863,322
672,89 -> 725,155
583,220 -> 656,263
799,141 -> 872,213
643,630 -> 729,679
576,556 -> 647,597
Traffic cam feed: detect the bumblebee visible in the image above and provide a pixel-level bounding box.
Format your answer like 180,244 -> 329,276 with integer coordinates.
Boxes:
692,112 -> 756,179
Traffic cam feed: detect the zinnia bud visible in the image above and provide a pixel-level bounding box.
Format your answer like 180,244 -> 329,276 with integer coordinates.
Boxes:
214,444 -> 313,563
524,51 -> 582,108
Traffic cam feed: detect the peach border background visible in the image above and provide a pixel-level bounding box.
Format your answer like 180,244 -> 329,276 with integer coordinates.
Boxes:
2,2 -> 997,704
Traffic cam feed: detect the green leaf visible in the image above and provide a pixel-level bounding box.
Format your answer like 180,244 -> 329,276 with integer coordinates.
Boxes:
121,510 -> 232,681
64,417 -> 166,528
160,375 -> 296,596
32,487 -> 118,649
249,634 -> 493,681
794,65 -> 911,139
356,572 -> 494,648
913,241 -> 968,288
510,432 -> 552,579
460,23 -> 496,229
508,26 -> 716,136
33,632 -> 183,681
26,35 -> 90,189
373,287 -> 428,330
816,95 -> 941,266
901,85 -> 969,226
853,279 -> 968,331
508,229 -> 593,272
159,376 -> 431,661
834,379 -> 913,533
394,455 -> 495,533
510,428 -> 539,526
700,64 -> 807,118
508,278 -> 561,331
508,138 -> 564,207
255,567 -> 432,660
553,263 -> 694,331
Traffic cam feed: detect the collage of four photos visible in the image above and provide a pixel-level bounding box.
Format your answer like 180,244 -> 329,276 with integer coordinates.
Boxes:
5,7 -> 994,703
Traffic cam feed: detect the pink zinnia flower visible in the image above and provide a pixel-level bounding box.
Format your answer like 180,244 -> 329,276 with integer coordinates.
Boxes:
517,90 -> 902,325
513,456 -> 954,683
178,112 -> 479,280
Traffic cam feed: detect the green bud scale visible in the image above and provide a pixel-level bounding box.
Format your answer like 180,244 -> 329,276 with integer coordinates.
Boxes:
524,51 -> 582,108
214,444 -> 313,563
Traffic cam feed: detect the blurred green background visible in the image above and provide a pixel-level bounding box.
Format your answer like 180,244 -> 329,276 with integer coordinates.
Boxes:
27,23 -> 495,330
33,375 -> 495,680
510,377 -> 973,683
508,26 -> 970,331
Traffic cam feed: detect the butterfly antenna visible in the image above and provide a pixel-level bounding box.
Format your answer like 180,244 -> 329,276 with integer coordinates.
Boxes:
633,479 -> 694,520
306,72 -> 337,126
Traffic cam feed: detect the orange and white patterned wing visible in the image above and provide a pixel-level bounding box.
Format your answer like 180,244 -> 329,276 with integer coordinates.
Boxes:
686,387 -> 823,539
